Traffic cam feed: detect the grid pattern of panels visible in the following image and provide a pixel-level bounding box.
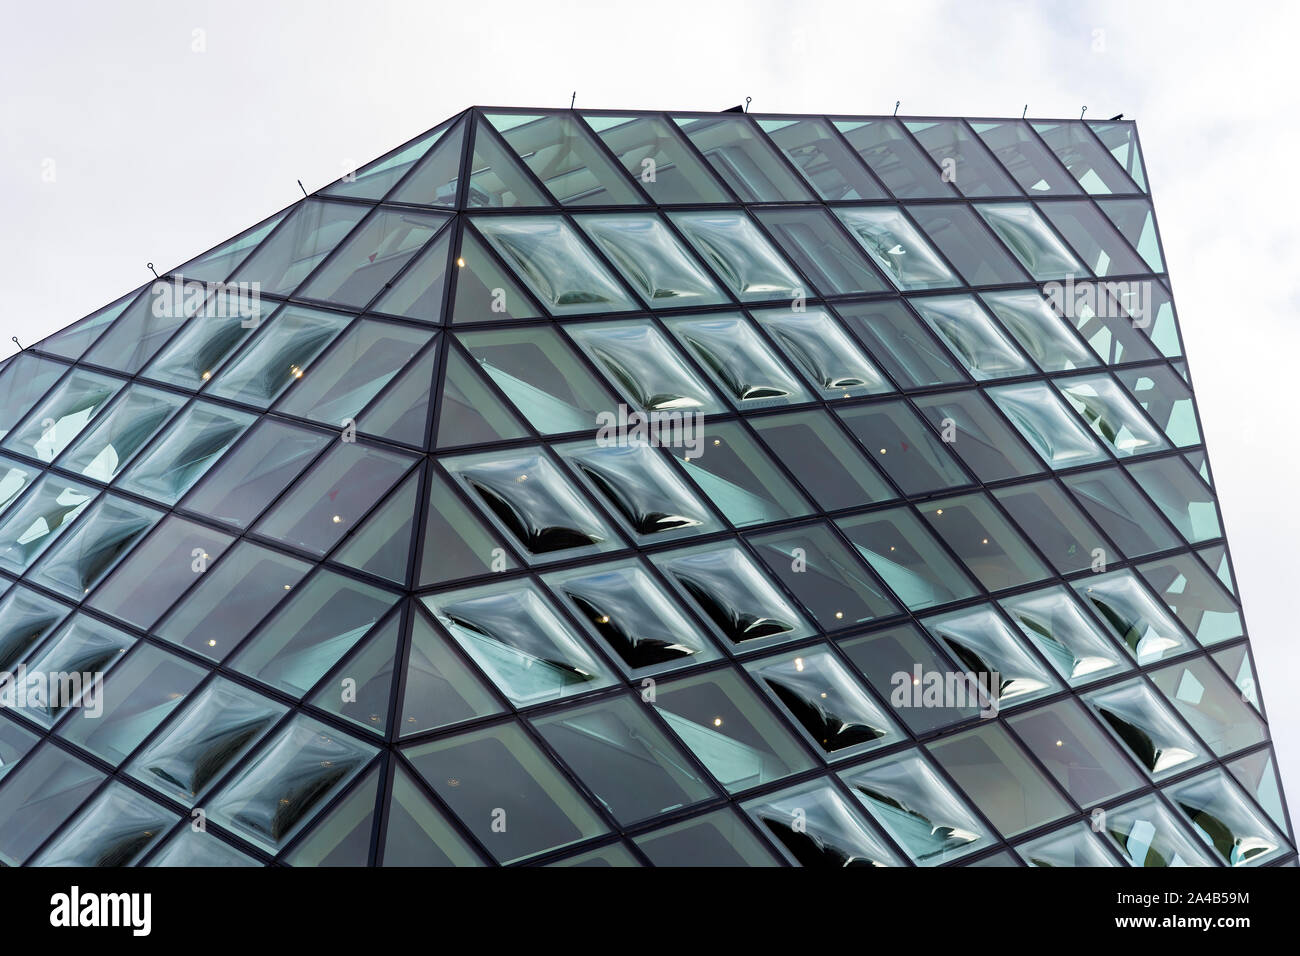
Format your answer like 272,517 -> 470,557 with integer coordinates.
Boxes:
0,106 -> 1291,868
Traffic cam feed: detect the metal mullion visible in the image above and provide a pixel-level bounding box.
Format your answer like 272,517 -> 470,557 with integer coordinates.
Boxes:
469,108 -> 566,211
272,751 -> 388,863
368,109 -> 471,207
814,117 -> 897,201
454,216 -> 555,319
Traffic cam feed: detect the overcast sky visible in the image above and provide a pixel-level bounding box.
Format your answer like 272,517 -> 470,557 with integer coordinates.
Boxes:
2,0 -> 1297,819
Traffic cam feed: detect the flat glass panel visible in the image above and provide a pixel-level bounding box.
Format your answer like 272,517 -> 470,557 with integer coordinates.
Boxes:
405,721 -> 607,864
835,206 -> 960,291
1139,553 -> 1242,646
1052,279 -> 1161,364
914,389 -> 1043,482
532,694 -> 716,825
1150,656 -> 1268,758
907,203 -> 1029,285
1103,794 -> 1216,867
487,112 -> 643,206
758,117 -> 887,200
371,229 -> 452,322
584,112 -> 730,204
229,199 -> 369,295
905,119 -> 1021,197
920,493 -> 1051,592
382,764 -> 486,867
1062,466 -> 1182,558
1126,455 -> 1221,543
322,120 -> 451,201
1039,199 -> 1147,277
837,400 -> 969,495
424,578 -> 616,707
0,455 -> 39,519
1007,697 -> 1145,806
834,119 -> 953,199
836,507 -> 979,611
399,609 -> 505,736
450,229 -> 541,323
1115,364 -> 1199,447
636,808 -> 780,866
418,466 -> 521,586
1032,122 -> 1139,195
752,206 -> 888,295
0,352 -> 68,440
673,114 -> 812,202
460,116 -> 550,208
993,478 -> 1111,575
1087,120 -> 1148,191
299,208 -> 449,308
751,409 -> 895,511
0,743 -> 103,865
835,299 -> 966,389
1098,198 -> 1164,271
971,120 -> 1081,195
1017,824 -> 1118,867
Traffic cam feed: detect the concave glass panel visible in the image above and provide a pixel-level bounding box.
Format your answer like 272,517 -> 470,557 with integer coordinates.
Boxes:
0,474 -> 96,573
910,294 -> 1034,380
475,216 -> 635,314
839,623 -> 980,734
1167,769 -> 1289,867
0,743 -> 103,866
0,583 -> 68,672
971,120 -> 1081,195
532,694 -> 716,826
206,306 -> 351,410
653,541 -> 815,649
920,493 -> 1051,592
758,117 -> 887,200
673,114 -> 812,202
1032,122 -> 1140,195
752,307 -> 892,399
566,319 -> 722,414
542,557 -> 720,678
655,666 -> 815,793
1074,570 -> 1190,665
322,119 -> 452,201
57,385 -> 183,483
29,781 -> 175,867
1102,794 -> 1216,867
275,320 -> 434,426
555,439 -> 722,544
1007,697 -> 1145,806
836,299 -> 966,389
1062,466 -> 1182,558
837,400 -> 969,495
922,603 -> 1061,707
0,352 -> 68,440
27,494 -> 162,600
1084,679 -> 1209,779
404,720 -> 607,864
989,381 -> 1107,468
0,715 -> 38,782
487,111 -> 643,206
0,453 -> 37,517
126,677 -> 288,805
905,119 -> 1021,198
833,119 -> 953,199
1039,200 -> 1147,277
575,213 -> 726,308
745,646 -> 903,759
1126,455 -> 1221,543
666,313 -> 811,408
914,389 -> 1043,482
752,206 -> 888,296
282,762 -> 380,866
928,723 -> 1072,838
88,515 -> 233,630
57,643 -> 205,766
253,441 -> 413,556
751,409 -> 895,511
1116,364 -> 1199,447
3,368 -> 121,463
229,570 -> 397,698
229,199 -> 369,295
424,578 -> 615,707
1149,656 -> 1268,758
907,203 -> 1030,285
180,418 -> 329,529
10,613 -> 133,726
1138,553 -> 1242,646
444,447 -> 622,561
584,112 -> 730,204
1016,823 -> 1118,867
668,211 -> 808,303
208,714 -> 376,854
834,206 -> 960,290
668,426 -> 809,531
1227,751 -> 1287,832
975,202 -> 1086,280
981,288 -> 1098,371
81,283 -> 215,377
1000,585 -> 1129,686
124,681 -> 284,806
742,779 -> 904,867
457,325 -> 618,434
298,208 -> 449,309
143,298 -> 266,391
836,507 -> 979,611
748,522 -> 900,631
840,750 -> 992,865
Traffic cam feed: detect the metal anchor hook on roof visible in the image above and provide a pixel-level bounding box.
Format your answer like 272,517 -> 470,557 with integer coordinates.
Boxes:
744,96 -> 751,113
147,262 -> 159,278
1081,105 -> 1088,120
297,179 -> 308,197
570,91 -> 576,109
1022,104 -> 1028,119
10,336 -> 22,351
894,100 -> 900,116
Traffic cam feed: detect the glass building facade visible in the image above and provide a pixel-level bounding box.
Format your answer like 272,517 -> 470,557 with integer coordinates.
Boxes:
0,107 -> 1291,867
